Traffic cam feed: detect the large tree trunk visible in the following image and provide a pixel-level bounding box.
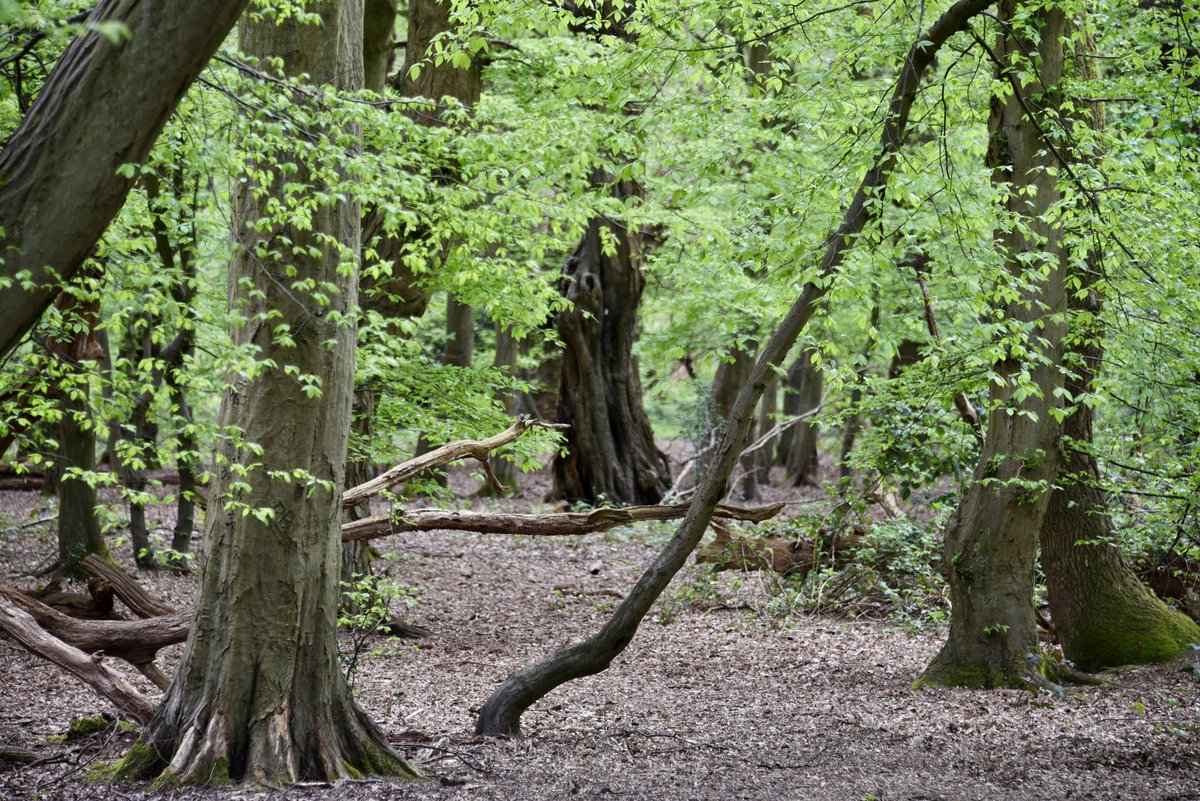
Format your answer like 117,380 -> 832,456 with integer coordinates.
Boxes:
551,176 -> 671,506
116,2 -> 415,785
0,0 -> 249,358
708,346 -> 758,500
1039,30 -> 1200,670
475,0 -> 994,735
918,0 -> 1067,688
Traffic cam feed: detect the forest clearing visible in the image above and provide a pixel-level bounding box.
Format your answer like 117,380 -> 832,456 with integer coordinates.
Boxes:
3,0 -> 1200,797
2,465 -> 1199,801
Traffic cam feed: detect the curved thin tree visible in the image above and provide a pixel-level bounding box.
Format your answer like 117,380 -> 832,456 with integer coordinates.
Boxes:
476,0 -> 999,735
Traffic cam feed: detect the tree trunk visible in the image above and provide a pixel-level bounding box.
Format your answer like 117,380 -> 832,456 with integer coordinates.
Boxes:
55,396 -> 109,578
475,0 -> 994,735
50,273 -> 109,578
0,0 -> 250,358
784,348 -> 822,486
116,2 -> 416,785
918,0 -> 1067,688
708,346 -> 758,500
1038,29 -> 1200,670
551,176 -> 670,506
484,322 -> 521,495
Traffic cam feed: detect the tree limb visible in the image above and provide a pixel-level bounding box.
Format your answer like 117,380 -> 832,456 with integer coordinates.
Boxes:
342,501 -> 785,541
0,596 -> 157,725
341,417 -> 568,507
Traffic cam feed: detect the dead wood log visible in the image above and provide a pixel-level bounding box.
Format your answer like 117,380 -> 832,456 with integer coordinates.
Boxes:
342,501 -> 786,542
695,526 -> 868,576
81,554 -> 174,617
0,597 -> 156,724
341,417 -> 568,508
29,577 -> 117,620
0,587 -> 189,666
0,745 -> 40,765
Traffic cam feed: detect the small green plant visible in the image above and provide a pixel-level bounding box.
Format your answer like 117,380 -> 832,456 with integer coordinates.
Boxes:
338,571 -> 420,688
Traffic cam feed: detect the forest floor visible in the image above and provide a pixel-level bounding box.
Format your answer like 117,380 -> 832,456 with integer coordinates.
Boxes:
0,462 -> 1199,801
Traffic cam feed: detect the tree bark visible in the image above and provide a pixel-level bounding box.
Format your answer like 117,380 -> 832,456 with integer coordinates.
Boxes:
918,0 -> 1068,688
551,175 -> 671,505
117,2 -> 416,785
1038,27 -> 1200,670
0,0 -> 250,358
783,348 -> 822,486
475,0 -> 995,736
484,322 -> 522,494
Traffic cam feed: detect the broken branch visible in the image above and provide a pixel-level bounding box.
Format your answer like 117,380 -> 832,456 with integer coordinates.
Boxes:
342,501 -> 785,542
342,417 -> 568,508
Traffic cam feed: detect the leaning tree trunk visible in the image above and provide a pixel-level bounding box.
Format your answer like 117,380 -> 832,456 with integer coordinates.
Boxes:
918,0 -> 1067,689
0,0 -> 250,358
476,0 -> 995,735
1039,28 -> 1200,670
116,2 -> 415,785
551,176 -> 670,506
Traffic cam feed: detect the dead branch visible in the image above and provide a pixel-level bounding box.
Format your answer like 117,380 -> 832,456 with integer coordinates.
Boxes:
342,417 -> 569,508
0,586 -> 189,665
81,554 -> 175,618
342,501 -> 785,542
0,596 -> 156,724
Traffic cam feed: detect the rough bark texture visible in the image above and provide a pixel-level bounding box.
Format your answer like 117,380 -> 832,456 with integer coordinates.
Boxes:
551,176 -> 671,505
475,0 -> 993,736
117,3 -> 416,785
0,0 -> 250,358
1038,30 -> 1200,670
918,0 -> 1067,689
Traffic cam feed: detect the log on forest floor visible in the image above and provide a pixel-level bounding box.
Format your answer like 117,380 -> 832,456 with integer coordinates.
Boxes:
342,501 -> 785,541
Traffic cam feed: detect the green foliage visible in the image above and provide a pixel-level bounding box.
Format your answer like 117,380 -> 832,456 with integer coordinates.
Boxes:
338,568 -> 421,687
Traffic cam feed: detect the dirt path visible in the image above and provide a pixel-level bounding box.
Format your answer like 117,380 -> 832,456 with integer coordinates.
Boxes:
1,476 -> 1198,800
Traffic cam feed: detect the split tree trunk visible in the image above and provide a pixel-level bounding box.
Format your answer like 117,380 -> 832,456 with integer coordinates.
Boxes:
551,175 -> 670,505
918,0 -> 1068,688
118,2 -> 415,785
475,0 -> 995,735
1038,29 -> 1200,670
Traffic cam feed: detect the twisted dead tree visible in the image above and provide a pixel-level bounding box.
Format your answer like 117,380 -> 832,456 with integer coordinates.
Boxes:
474,0 -> 1000,736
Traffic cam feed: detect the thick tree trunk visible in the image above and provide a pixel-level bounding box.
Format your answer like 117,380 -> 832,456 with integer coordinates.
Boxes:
0,0 -> 249,358
475,0 -> 994,735
551,176 -> 670,505
1039,32 -> 1200,670
709,347 -> 759,500
117,2 -> 415,785
918,0 -> 1067,688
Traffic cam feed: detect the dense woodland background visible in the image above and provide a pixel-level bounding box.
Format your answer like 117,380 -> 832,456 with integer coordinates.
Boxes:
1,0 -> 1200,794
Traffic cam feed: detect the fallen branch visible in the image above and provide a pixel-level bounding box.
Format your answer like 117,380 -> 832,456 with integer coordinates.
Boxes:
0,586 -> 189,666
0,597 -> 156,725
342,501 -> 785,542
81,554 -> 175,618
342,417 -> 568,508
